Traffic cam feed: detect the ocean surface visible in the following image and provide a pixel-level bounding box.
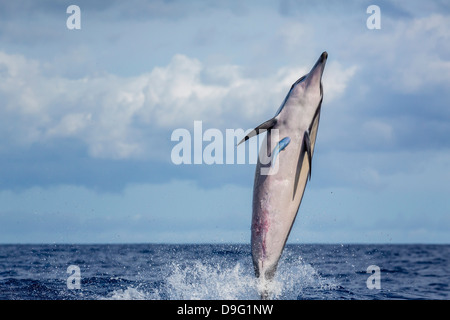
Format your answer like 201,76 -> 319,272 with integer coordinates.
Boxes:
0,244 -> 448,300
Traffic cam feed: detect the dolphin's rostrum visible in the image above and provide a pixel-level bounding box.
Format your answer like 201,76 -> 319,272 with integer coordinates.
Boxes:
238,52 -> 328,299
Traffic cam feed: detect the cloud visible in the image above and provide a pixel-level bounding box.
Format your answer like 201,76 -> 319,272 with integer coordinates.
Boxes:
322,63 -> 358,103
0,51 -> 356,161
274,2 -> 450,94
0,1 -> 449,244
348,14 -> 450,93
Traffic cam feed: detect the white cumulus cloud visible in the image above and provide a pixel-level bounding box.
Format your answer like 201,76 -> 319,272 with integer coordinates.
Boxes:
0,51 -> 356,160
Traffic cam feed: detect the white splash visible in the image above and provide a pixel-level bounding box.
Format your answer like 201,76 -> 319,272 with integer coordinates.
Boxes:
104,255 -> 338,300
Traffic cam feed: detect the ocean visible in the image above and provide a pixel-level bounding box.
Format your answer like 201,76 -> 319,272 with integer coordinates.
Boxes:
0,244 -> 448,300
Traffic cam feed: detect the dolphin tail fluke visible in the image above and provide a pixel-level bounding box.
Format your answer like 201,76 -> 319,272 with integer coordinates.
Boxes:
237,117 -> 277,146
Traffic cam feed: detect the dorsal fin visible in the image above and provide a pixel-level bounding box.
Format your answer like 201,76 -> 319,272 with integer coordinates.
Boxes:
304,131 -> 312,180
292,132 -> 312,200
308,101 -> 322,152
292,102 -> 322,200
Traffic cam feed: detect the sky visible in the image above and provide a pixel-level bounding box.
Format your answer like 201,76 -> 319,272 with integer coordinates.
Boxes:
0,0 -> 449,244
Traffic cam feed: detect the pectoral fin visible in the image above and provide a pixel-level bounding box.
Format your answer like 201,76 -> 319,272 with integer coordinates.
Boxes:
271,137 -> 291,167
237,118 -> 277,146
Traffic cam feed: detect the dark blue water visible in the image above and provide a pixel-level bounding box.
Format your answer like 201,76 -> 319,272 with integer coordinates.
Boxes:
0,244 -> 448,300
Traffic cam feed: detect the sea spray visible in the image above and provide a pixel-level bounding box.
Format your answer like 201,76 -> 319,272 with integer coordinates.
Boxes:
2,244 -> 445,300
104,254 -> 336,300
165,261 -> 258,300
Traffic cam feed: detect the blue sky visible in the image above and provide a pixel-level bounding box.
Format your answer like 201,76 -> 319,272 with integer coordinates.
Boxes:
0,0 -> 449,243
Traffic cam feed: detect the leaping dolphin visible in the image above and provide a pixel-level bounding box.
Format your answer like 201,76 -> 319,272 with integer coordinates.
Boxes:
238,51 -> 328,299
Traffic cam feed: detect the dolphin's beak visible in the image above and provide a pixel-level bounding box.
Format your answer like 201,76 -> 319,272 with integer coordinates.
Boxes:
305,51 -> 328,85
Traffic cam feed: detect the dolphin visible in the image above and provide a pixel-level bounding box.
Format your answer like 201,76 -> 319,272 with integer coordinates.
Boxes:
238,51 -> 328,299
